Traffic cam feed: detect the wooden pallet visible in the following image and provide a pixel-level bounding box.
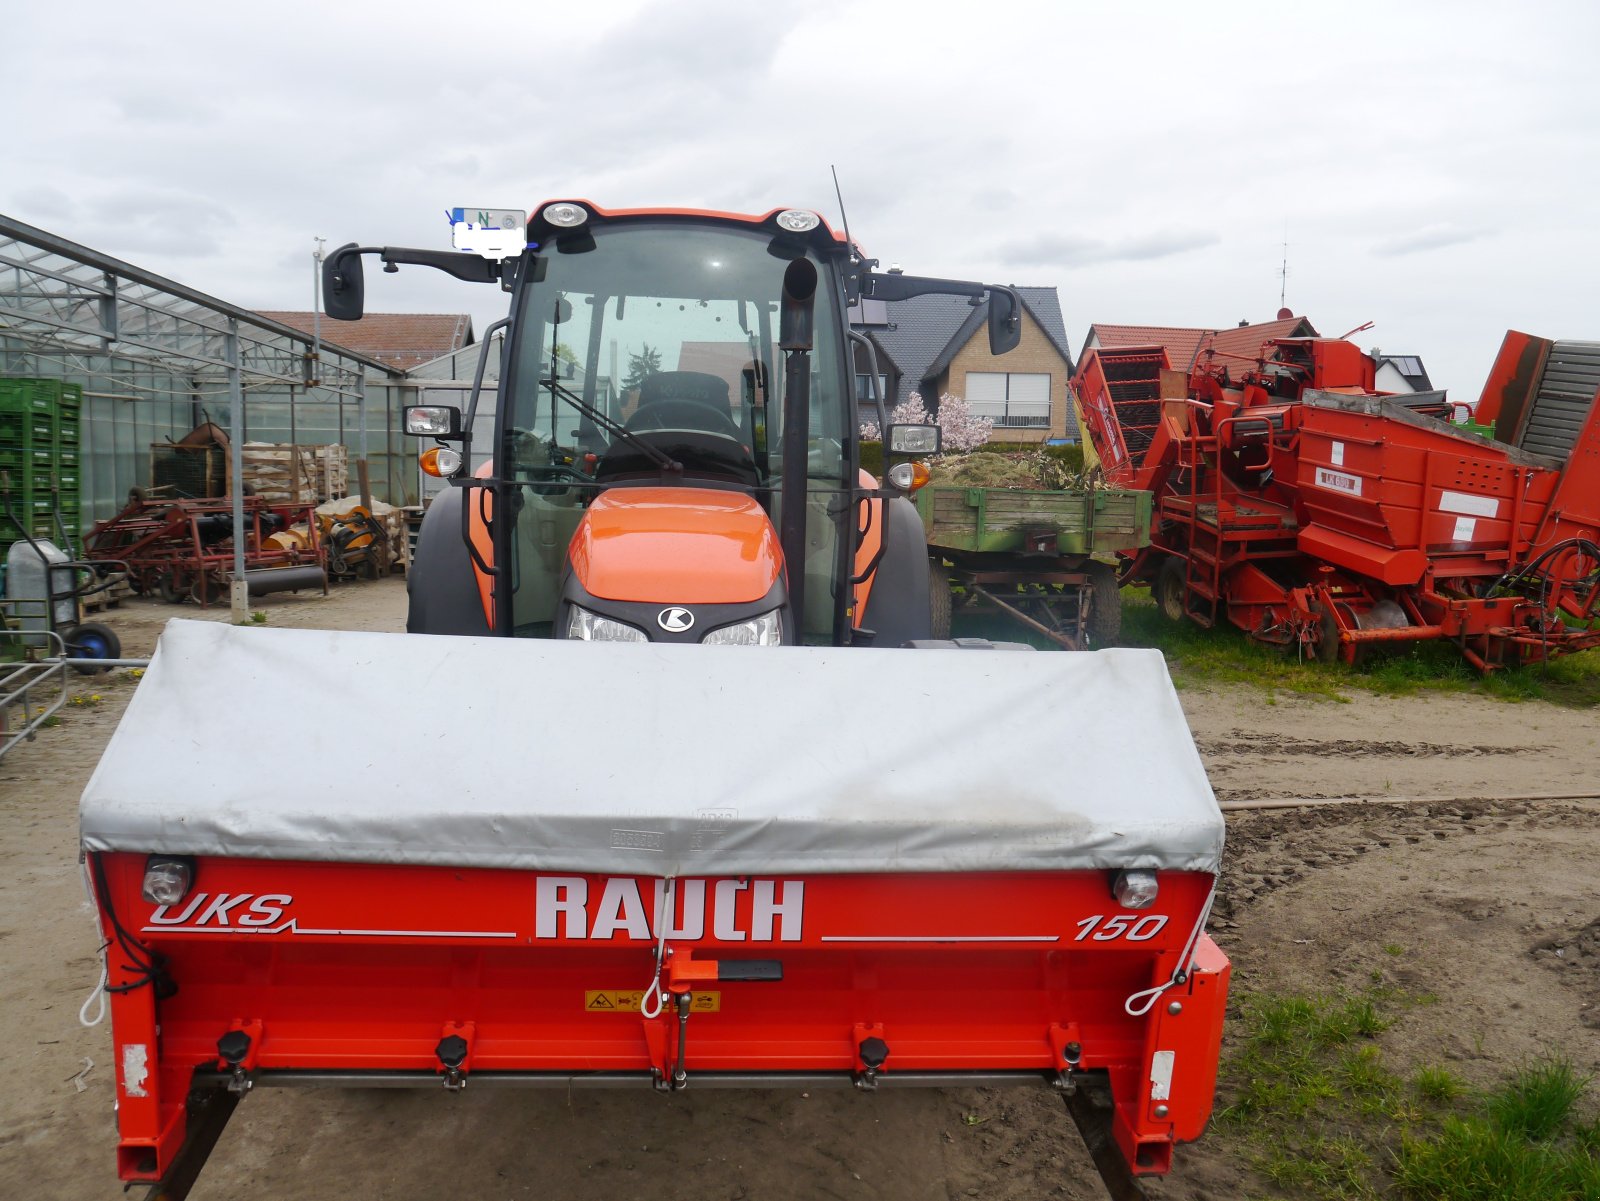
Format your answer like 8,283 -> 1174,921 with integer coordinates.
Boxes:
81,572 -> 134,613
241,443 -> 349,505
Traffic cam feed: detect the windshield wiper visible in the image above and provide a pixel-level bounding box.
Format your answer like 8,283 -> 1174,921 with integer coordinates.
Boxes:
539,376 -> 681,473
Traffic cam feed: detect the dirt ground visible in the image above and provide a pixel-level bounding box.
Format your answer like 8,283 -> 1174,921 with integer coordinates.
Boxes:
1,578 -> 1596,1200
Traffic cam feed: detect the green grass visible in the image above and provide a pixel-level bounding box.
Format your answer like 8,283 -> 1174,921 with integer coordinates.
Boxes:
1115,586 -> 1600,706
1393,1062 -> 1600,1201
1487,1059 -> 1593,1142
1214,984 -> 1600,1200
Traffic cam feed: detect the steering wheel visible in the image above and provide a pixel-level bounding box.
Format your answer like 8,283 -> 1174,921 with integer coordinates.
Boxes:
626,398 -> 742,441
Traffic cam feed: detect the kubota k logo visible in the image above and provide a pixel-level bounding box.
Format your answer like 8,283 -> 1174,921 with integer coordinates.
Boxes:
657,607 -> 694,633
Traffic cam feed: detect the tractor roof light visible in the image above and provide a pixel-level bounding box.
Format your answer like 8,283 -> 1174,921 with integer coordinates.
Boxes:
776,209 -> 821,233
1112,869 -> 1159,910
542,203 -> 588,228
419,446 -> 463,478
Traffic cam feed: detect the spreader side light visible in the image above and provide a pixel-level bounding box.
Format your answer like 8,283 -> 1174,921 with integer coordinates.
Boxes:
776,209 -> 821,233
142,856 -> 194,907
542,203 -> 588,228
419,446 -> 463,478
1112,869 -> 1159,910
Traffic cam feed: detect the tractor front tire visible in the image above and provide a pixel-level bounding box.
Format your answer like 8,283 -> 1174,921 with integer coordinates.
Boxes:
929,559 -> 952,641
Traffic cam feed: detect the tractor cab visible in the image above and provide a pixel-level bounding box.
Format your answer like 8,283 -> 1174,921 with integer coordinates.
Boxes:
324,201 -> 1023,647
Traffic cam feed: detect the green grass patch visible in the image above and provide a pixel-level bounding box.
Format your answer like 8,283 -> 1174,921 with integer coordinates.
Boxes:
1115,586 -> 1600,706
1414,1065 -> 1469,1105
1215,984 -> 1600,1200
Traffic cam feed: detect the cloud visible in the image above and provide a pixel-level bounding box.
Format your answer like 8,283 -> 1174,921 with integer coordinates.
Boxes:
1373,224 -> 1493,257
996,230 -> 1218,268
84,191 -> 237,258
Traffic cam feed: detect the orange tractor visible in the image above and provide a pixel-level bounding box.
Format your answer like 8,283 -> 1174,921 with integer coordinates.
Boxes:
336,202 -> 1031,647
79,203 -> 1230,1200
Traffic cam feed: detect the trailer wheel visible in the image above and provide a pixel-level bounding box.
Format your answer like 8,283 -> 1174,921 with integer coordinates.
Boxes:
190,574 -> 221,606
1155,556 -> 1188,623
1317,602 -> 1371,667
1084,561 -> 1122,647
929,559 -> 952,641
63,622 -> 120,674
1316,604 -> 1344,665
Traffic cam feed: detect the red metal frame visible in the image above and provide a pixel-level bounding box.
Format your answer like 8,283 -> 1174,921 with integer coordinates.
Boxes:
92,852 -> 1228,1186
83,496 -> 323,606
1074,334 -> 1600,669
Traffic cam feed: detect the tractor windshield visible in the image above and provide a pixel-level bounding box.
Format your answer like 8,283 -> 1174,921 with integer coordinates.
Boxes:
501,221 -> 850,639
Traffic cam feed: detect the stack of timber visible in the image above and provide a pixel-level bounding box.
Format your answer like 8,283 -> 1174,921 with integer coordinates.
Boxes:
240,443 -> 349,505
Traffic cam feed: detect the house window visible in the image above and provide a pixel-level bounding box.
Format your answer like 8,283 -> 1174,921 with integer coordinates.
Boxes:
965,372 -> 1051,427
855,373 -> 888,403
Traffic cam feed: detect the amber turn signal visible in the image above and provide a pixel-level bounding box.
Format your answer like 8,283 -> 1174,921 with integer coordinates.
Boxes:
419,446 -> 463,478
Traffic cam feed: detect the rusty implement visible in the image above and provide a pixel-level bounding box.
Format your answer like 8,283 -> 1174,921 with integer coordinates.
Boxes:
83,496 -> 326,606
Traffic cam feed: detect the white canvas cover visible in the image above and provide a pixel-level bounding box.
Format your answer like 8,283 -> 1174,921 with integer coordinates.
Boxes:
79,621 -> 1223,876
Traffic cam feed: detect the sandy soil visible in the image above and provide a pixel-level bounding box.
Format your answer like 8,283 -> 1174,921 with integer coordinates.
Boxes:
1,578 -> 1595,1200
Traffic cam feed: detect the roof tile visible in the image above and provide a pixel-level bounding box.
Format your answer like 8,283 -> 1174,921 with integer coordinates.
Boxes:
257,311 -> 474,372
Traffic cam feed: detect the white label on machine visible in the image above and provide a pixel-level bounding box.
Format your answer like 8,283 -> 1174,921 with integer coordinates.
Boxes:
122,1044 -> 149,1097
1330,440 -> 1345,466
1438,489 -> 1499,518
1452,516 -> 1477,542
1315,467 -> 1363,496
1150,1050 -> 1176,1101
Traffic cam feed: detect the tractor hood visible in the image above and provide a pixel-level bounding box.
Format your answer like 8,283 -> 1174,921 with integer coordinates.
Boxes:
569,486 -> 783,605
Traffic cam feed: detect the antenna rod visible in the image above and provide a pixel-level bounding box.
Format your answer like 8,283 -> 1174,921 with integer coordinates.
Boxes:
830,165 -> 855,267
1279,226 -> 1289,311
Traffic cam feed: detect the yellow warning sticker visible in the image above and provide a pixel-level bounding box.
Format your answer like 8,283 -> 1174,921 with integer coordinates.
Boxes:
584,990 -> 720,1012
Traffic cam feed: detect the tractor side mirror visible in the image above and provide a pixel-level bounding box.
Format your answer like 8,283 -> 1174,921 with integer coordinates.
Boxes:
323,244 -> 366,322
988,286 -> 1022,356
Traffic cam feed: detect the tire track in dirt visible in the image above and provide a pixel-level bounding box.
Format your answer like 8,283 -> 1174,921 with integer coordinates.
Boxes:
1197,731 -> 1546,759
1211,799 -> 1600,930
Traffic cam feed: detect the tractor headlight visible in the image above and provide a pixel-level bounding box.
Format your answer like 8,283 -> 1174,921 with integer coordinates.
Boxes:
1112,869 -> 1159,910
701,609 -> 783,646
142,856 -> 194,907
564,605 -> 648,643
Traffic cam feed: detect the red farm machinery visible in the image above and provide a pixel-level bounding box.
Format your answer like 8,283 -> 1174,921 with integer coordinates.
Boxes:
82,495 -> 325,606
1073,331 -> 1600,670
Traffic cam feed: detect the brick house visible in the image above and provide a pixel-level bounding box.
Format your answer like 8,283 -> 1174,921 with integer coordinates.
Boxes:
851,285 -> 1078,443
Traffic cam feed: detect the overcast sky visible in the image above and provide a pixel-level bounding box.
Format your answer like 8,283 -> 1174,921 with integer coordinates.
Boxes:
7,0 -> 1598,398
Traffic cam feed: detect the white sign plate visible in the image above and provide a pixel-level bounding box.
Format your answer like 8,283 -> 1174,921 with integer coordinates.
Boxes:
1314,467 -> 1363,497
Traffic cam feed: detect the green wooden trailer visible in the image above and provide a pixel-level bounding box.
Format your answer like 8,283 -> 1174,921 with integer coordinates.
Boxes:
915,484 -> 1152,650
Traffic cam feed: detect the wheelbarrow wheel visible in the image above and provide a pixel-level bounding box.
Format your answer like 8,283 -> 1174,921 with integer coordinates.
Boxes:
63,621 -> 121,675
1084,561 -> 1122,647
929,558 -> 952,641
